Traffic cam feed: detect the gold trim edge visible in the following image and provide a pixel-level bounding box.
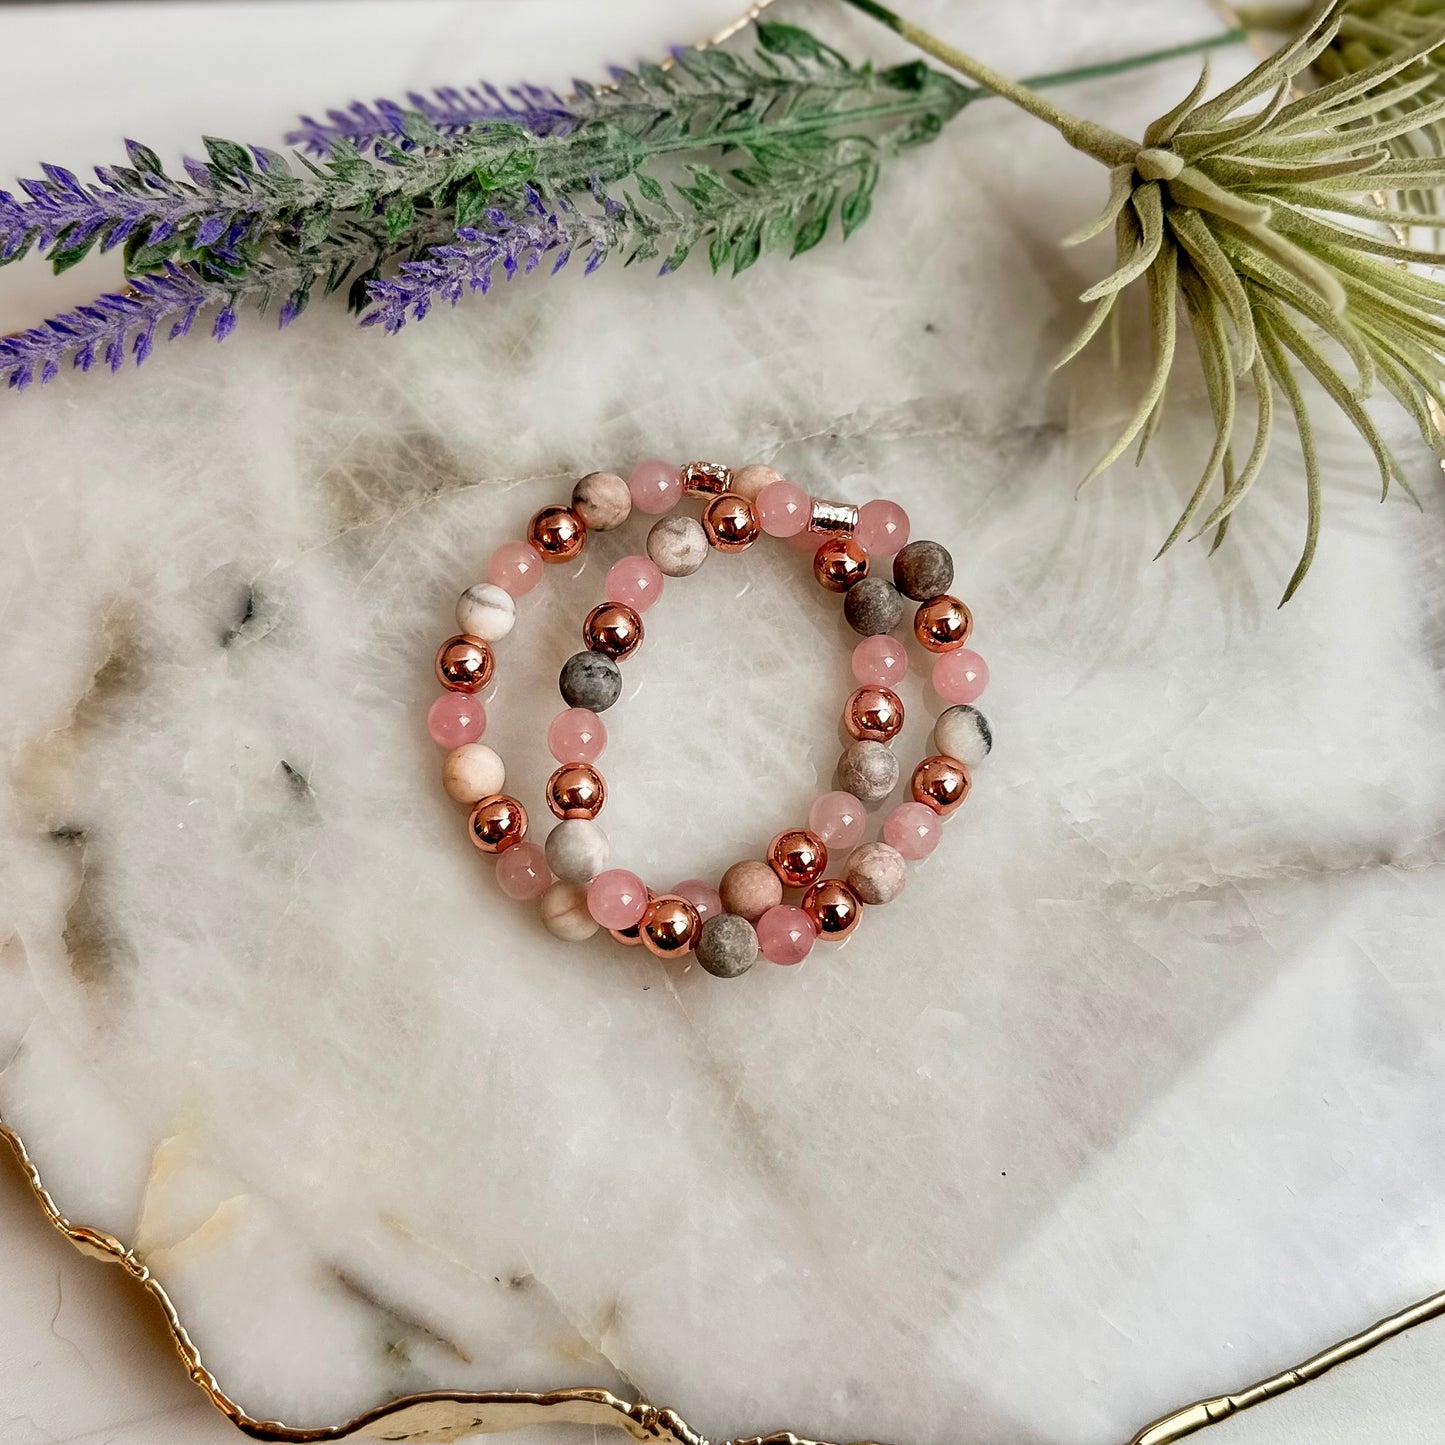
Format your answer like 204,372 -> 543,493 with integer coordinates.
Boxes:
6,1119 -> 1445,1445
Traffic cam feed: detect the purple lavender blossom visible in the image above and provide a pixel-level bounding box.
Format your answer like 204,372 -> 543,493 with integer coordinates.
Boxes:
287,83 -> 574,155
363,189 -> 599,333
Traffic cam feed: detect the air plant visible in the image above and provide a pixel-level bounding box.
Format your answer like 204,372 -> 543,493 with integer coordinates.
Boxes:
843,0 -> 1445,600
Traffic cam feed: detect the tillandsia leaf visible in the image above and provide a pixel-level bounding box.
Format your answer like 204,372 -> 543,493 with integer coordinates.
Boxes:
838,0 -> 1445,597
1023,1 -> 1445,594
0,25 -> 971,284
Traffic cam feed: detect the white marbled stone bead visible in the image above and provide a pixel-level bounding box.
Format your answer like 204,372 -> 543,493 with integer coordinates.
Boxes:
540,881 -> 599,942
932,704 -> 992,769
455,582 -> 516,642
646,515 -> 710,577
571,471 -> 631,531
441,743 -> 505,805
544,819 -> 609,883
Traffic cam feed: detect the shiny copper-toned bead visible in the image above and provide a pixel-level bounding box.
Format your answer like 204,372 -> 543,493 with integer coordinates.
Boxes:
844,684 -> 905,743
814,537 -> 869,592
914,594 -> 973,653
527,504 -> 587,562
768,828 -> 828,889
911,754 -> 972,816
436,634 -> 495,693
808,499 -> 859,536
469,794 -> 527,853
640,895 -> 702,956
582,601 -> 643,662
802,879 -> 862,941
682,460 -> 733,497
546,763 -> 607,821
703,493 -> 761,553
610,921 -> 645,947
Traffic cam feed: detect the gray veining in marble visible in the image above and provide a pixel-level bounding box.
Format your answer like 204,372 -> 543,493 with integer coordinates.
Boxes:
1,3 -> 1444,1444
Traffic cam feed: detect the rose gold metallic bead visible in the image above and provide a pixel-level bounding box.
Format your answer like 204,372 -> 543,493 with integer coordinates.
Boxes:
682,460 -> 734,497
546,763 -> 607,820
703,493 -> 761,553
914,594 -> 973,653
807,499 -> 859,536
768,828 -> 828,889
527,504 -> 587,562
813,537 -> 869,592
640,895 -> 702,956
802,879 -> 862,941
582,602 -> 643,661
436,634 -> 495,693
911,754 -> 972,816
469,794 -> 527,853
844,685 -> 905,743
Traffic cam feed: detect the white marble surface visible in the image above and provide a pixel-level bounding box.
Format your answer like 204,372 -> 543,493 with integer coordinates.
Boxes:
2,3 -> 1445,1445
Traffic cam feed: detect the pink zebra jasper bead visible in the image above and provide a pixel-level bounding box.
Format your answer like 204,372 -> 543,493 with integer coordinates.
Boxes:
628,459 -> 683,514
856,500 -> 910,555
605,555 -> 665,614
933,648 -> 989,705
851,635 -> 908,688
756,480 -> 811,538
496,841 -> 552,900
883,802 -> 942,861
757,905 -> 816,966
808,791 -> 867,850
428,693 -> 486,748
673,878 -> 723,925
588,869 -> 649,930
548,707 -> 607,764
488,540 -> 546,597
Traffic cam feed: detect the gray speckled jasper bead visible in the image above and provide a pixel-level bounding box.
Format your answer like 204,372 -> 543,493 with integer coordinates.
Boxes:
844,576 -> 906,637
836,739 -> 899,804
545,820 -> 610,883
559,651 -> 622,711
695,913 -> 759,978
646,514 -> 710,577
933,704 -> 992,769
893,539 -> 954,601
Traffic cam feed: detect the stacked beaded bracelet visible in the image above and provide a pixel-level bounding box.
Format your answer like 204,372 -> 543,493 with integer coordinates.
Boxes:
426,459 -> 992,980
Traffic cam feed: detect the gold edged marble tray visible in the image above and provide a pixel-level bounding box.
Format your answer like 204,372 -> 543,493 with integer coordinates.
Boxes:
5,1119 -> 1443,1445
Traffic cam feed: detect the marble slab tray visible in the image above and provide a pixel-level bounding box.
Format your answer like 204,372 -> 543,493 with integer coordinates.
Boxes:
2,3 -> 1444,1443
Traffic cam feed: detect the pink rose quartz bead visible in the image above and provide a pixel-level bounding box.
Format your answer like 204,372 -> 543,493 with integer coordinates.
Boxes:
758,905 -> 816,966
673,879 -> 723,925
884,801 -> 942,861
548,707 -> 607,764
606,555 -> 665,613
495,841 -> 552,900
933,648 -> 989,705
588,869 -> 649,930
756,480 -> 811,538
428,693 -> 486,748
808,791 -> 867,850
628,459 -> 683,514
487,540 -> 546,597
851,635 -> 909,688
856,500 -> 910,556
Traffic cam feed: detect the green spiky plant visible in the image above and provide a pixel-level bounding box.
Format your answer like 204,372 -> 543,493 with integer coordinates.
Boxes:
844,0 -> 1445,601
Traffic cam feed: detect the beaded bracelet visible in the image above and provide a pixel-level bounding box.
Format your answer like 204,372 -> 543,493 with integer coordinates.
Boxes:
426,460 -> 992,979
